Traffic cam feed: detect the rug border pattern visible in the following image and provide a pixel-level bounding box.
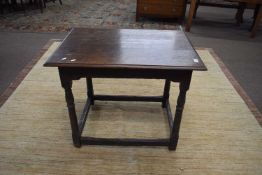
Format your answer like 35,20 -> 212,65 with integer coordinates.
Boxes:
196,47 -> 262,127
0,39 -> 62,107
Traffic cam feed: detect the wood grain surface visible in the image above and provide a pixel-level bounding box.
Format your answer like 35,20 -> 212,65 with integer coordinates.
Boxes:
44,28 -> 206,71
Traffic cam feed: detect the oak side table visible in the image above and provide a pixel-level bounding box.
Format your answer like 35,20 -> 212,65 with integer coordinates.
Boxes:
44,28 -> 207,150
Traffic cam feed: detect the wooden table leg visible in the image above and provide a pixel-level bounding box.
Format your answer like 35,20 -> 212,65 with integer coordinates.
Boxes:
169,73 -> 192,150
186,0 -> 197,32
86,77 -> 94,105
59,69 -> 81,147
236,2 -> 246,25
193,0 -> 200,18
38,0 -> 43,13
253,4 -> 260,19
0,1 -> 3,14
136,1 -> 140,21
162,80 -> 171,108
250,5 -> 262,38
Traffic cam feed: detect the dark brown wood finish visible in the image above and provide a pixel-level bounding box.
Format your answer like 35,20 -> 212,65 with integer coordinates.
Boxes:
44,28 -> 207,151
86,77 -> 94,105
136,0 -> 187,21
44,28 -> 206,70
162,80 -> 171,108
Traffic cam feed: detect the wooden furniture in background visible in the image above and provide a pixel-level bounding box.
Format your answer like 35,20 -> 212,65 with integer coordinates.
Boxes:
44,28 -> 207,150
136,0 -> 187,21
232,0 -> 262,37
186,0 -> 262,37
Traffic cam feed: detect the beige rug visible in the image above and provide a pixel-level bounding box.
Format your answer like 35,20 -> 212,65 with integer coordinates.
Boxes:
0,41 -> 262,174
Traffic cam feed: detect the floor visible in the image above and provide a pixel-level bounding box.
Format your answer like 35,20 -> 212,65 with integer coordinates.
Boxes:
0,4 -> 262,113
0,32 -> 65,94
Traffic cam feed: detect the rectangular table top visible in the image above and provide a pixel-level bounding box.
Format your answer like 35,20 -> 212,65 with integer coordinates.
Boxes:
44,28 -> 207,71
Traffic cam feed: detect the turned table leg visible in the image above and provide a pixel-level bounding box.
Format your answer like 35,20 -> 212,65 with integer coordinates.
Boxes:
59,69 -> 81,147
250,5 -> 262,38
169,73 -> 192,150
162,80 -> 171,108
86,77 -> 94,105
236,2 -> 246,25
193,0 -> 200,18
185,0 -> 197,32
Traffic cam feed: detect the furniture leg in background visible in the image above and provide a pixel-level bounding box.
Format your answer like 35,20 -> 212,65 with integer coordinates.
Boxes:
86,77 -> 94,105
193,0 -> 200,18
186,0 -> 197,32
250,4 -> 262,37
236,2 -> 246,25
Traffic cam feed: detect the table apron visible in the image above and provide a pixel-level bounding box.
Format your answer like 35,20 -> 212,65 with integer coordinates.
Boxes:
58,67 -> 193,82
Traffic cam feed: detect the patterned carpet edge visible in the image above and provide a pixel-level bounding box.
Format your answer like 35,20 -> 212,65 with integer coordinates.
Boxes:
0,0 -> 181,33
